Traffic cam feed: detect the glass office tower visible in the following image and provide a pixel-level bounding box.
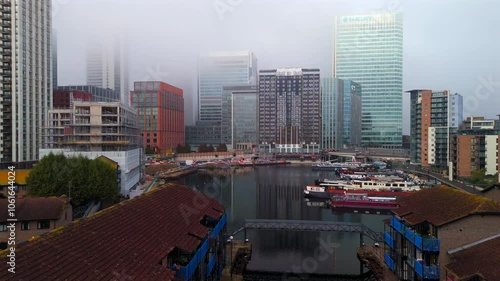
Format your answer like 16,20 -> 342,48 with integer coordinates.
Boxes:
334,13 -> 403,148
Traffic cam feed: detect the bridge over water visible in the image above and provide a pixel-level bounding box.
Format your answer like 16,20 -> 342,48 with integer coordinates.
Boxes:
233,219 -> 384,243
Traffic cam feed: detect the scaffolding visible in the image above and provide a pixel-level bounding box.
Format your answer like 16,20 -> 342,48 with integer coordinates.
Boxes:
43,100 -> 140,152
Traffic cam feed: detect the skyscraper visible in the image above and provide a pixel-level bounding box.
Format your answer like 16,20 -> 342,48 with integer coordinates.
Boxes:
321,78 -> 361,150
258,68 -> 321,153
198,51 -> 257,122
86,33 -> 129,105
334,13 -> 403,148
0,0 -> 52,163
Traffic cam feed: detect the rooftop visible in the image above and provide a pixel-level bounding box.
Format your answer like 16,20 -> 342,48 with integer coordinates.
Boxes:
393,186 -> 500,226
0,185 -> 225,280
0,196 -> 68,222
444,234 -> 500,281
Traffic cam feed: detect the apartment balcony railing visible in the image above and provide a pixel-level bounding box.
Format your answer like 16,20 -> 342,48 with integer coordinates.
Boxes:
385,232 -> 395,249
414,259 -> 440,279
384,252 -> 395,271
390,216 -> 440,252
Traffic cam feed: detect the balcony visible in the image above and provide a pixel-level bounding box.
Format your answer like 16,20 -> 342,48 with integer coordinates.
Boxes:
384,252 -> 395,271
385,232 -> 395,249
390,216 -> 440,252
414,259 -> 440,279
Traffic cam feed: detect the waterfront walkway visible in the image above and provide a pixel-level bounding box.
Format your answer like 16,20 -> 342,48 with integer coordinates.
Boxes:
357,245 -> 398,281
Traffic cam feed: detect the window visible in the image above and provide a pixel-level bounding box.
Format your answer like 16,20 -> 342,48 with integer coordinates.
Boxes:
21,222 -> 30,231
37,221 -> 50,229
0,223 -> 7,232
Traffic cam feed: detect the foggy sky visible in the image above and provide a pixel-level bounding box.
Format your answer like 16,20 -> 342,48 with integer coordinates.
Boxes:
54,0 -> 500,133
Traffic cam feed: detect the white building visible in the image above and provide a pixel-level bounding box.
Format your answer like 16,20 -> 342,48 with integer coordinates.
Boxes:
0,0 -> 52,163
42,101 -> 142,197
86,33 -> 129,105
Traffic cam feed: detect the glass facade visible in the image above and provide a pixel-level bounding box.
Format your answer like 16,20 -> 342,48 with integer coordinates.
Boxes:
334,13 -> 403,148
198,51 -> 257,122
221,85 -> 257,148
321,78 -> 362,150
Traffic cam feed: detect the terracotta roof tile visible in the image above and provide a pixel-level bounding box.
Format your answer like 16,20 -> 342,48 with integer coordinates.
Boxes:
393,186 -> 500,226
0,196 -> 68,222
444,236 -> 500,280
0,184 -> 225,280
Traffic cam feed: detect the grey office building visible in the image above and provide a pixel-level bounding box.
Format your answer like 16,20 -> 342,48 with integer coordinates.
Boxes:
222,85 -> 257,150
258,68 -> 321,153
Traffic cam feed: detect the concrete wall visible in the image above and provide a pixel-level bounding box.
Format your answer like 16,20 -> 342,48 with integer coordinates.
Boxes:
438,215 -> 500,279
485,135 -> 498,175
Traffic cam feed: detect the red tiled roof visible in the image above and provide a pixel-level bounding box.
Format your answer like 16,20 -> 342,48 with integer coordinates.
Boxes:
444,235 -> 500,281
0,197 -> 68,222
393,186 -> 500,226
0,184 -> 225,280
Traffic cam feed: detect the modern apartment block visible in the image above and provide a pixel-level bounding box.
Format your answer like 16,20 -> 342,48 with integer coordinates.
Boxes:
86,33 -> 129,105
41,101 -> 141,196
450,116 -> 500,179
407,90 -> 463,168
334,13 -> 403,148
221,85 -> 257,150
449,93 -> 463,128
185,122 -> 222,149
57,85 -> 120,103
385,186 -> 500,280
131,81 -> 184,152
321,78 -> 361,150
198,51 -> 257,122
258,68 -> 321,153
0,0 -> 52,163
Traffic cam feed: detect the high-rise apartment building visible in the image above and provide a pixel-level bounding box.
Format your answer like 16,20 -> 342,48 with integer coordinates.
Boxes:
86,33 -> 129,105
408,90 -> 463,168
198,51 -> 257,122
258,68 -> 321,153
321,78 -> 361,150
130,81 -> 184,152
449,93 -> 463,128
334,13 -> 403,148
450,116 -> 500,179
57,85 -> 120,103
221,85 -> 257,150
0,0 -> 52,163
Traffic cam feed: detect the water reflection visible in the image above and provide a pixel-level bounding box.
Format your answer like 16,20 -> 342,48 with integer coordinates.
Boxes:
180,165 -> 388,276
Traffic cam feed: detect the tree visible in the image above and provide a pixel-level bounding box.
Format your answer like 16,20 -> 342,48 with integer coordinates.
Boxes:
176,143 -> 184,153
184,144 -> 192,153
27,153 -> 118,205
207,145 -> 215,152
198,144 -> 207,153
217,144 -> 228,152
470,169 -> 486,184
145,146 -> 154,155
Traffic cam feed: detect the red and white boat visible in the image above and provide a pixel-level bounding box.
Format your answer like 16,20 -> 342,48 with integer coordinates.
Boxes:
330,192 -> 398,209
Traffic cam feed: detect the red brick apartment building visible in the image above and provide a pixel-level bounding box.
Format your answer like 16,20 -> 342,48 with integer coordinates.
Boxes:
0,197 -> 72,249
0,185 -> 227,281
131,81 -> 184,152
384,186 -> 500,280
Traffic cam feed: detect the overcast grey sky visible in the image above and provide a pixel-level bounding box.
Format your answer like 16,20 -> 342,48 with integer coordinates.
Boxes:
54,0 -> 500,132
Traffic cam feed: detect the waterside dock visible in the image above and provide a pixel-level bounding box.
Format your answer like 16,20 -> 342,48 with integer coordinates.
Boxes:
357,245 -> 398,281
222,240 -> 252,281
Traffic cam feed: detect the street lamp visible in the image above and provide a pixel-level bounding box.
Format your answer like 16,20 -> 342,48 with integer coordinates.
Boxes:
229,235 -> 234,280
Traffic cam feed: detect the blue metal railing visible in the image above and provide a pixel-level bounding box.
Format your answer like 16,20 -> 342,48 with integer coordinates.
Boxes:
176,213 -> 227,280
385,232 -> 395,248
384,252 -> 395,271
206,254 -> 216,278
210,213 -> 227,238
391,216 -> 440,252
414,259 -> 440,279
177,239 -> 209,280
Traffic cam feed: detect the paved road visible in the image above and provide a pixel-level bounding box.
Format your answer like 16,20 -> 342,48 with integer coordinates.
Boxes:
396,164 -> 481,195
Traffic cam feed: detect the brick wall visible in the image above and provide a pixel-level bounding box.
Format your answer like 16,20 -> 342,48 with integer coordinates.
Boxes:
438,215 -> 500,279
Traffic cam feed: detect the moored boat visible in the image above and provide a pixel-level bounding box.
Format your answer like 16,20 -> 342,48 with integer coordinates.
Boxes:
330,193 -> 398,209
